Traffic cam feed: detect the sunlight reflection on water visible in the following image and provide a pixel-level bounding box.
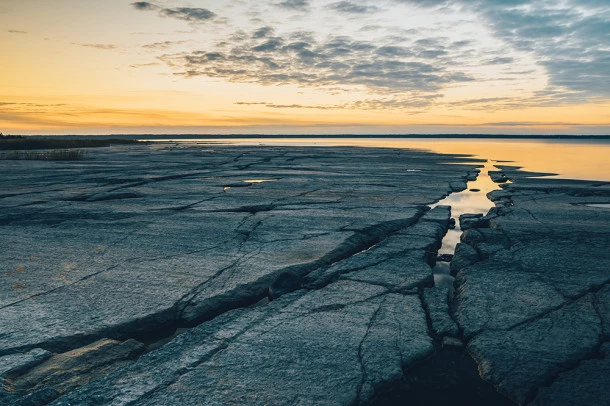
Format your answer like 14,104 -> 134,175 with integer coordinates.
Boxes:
148,137 -> 610,182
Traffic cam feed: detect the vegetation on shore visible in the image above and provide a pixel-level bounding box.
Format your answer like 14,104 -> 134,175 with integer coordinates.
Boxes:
0,149 -> 87,161
0,133 -> 140,151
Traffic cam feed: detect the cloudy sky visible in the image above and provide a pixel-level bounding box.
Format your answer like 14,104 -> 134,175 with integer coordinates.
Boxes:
1,0 -> 609,135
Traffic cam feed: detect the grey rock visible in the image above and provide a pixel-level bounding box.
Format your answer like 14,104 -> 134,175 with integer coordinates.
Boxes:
488,171 -> 509,183
11,339 -> 145,399
52,281 -> 433,405
469,295 -> 602,404
422,286 -> 459,338
449,242 -> 478,275
0,348 -> 52,379
531,358 -> 610,406
0,145 -> 476,359
454,256 -> 566,339
453,169 -> 610,404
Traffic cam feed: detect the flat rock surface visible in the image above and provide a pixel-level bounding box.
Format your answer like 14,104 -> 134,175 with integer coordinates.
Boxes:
452,168 -> 610,404
0,144 -> 477,404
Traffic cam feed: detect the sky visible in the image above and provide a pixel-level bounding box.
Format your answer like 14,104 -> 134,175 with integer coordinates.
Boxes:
1,0 -> 609,135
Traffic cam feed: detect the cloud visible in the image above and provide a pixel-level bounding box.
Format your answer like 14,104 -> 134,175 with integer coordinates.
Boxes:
235,94 -> 441,110
8,30 -> 27,34
328,1 -> 381,14
131,2 -> 216,23
72,43 -> 117,50
395,0 -> 610,98
485,57 -> 514,65
142,40 -> 187,50
276,0 -> 310,11
252,26 -> 274,38
160,27 -> 473,97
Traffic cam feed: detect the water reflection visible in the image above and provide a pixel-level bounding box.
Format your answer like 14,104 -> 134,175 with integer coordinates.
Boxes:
586,204 -> 610,209
430,160 -> 501,287
151,137 -> 610,182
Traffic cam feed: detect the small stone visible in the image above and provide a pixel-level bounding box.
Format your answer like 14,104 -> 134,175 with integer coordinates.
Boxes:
436,254 -> 453,262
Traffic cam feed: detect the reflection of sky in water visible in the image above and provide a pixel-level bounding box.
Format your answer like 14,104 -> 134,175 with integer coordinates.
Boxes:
432,160 -> 500,256
586,204 -> 610,209
165,138 -> 610,182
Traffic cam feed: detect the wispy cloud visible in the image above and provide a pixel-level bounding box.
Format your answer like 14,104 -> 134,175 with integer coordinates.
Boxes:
328,1 -> 381,14
142,40 -> 187,50
131,2 -> 216,23
276,0 -> 310,11
396,0 -> 610,98
160,26 -> 473,97
72,43 -> 117,50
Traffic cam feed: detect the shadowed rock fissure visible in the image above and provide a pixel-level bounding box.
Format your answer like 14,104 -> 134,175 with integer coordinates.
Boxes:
371,161 -> 516,405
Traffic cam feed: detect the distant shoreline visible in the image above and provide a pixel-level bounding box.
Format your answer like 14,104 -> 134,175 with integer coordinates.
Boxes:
16,134 -> 610,140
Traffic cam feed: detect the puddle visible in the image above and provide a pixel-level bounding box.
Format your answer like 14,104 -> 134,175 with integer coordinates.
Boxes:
430,161 -> 504,288
243,179 -> 277,183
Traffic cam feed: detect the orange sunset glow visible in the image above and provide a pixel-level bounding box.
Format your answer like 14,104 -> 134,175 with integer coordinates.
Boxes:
1,0 -> 609,135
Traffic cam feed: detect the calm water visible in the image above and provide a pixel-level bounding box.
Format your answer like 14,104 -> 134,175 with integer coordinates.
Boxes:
151,138 -> 610,182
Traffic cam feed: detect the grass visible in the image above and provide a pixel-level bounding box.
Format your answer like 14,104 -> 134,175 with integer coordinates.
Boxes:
0,149 -> 87,161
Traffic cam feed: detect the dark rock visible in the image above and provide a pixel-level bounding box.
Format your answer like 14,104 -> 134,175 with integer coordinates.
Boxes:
459,213 -> 488,230
449,243 -> 478,275
531,358 -> 610,406
448,217 -> 456,229
268,271 -> 303,300
422,287 -> 459,338
488,171 -> 509,183
15,388 -> 60,406
436,254 -> 453,262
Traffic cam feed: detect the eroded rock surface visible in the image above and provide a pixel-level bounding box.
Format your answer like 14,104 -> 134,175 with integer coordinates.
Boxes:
0,144 -> 479,404
452,167 -> 610,404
